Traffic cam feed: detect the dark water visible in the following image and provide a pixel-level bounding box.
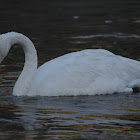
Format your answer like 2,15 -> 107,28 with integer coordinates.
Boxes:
0,0 -> 140,139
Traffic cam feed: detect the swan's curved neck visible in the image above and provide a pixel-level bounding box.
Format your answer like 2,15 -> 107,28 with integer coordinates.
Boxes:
5,32 -> 37,96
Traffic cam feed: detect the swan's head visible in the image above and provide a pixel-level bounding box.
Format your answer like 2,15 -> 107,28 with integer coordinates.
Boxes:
0,33 -> 11,63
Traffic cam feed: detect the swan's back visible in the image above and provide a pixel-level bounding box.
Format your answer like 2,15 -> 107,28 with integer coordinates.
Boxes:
28,49 -> 140,96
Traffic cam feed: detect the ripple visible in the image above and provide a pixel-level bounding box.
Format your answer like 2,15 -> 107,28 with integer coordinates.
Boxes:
72,33 -> 140,39
135,20 -> 140,23
105,20 -> 112,24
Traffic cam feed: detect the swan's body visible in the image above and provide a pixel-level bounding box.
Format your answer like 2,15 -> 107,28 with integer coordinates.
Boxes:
0,32 -> 140,96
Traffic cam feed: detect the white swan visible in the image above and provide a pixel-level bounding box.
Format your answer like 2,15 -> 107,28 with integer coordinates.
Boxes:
0,32 -> 140,96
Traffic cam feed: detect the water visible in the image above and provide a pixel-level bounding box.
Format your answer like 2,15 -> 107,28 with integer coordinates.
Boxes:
0,94 -> 140,139
0,0 -> 140,139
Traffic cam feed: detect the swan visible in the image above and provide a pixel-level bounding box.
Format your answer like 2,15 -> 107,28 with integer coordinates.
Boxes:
0,32 -> 140,96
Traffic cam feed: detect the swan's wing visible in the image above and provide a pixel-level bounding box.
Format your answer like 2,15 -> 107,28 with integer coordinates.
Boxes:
35,49 -> 116,85
29,49 -> 140,96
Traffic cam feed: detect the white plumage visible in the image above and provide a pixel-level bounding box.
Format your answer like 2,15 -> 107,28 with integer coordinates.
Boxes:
0,32 -> 140,96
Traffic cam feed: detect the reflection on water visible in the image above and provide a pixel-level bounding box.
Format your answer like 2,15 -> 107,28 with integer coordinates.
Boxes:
0,0 -> 140,139
0,94 -> 140,139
